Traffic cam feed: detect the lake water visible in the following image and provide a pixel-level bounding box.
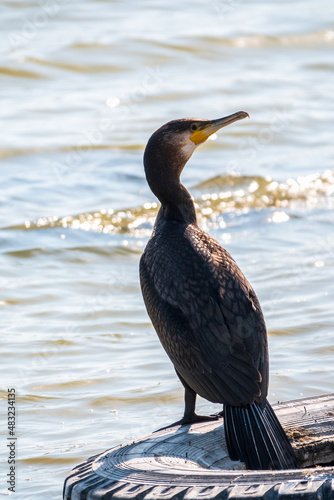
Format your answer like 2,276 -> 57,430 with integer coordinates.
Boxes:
0,0 -> 333,498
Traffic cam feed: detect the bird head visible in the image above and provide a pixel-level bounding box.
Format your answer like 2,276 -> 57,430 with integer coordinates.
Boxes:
143,111 -> 249,215
144,111 -> 249,182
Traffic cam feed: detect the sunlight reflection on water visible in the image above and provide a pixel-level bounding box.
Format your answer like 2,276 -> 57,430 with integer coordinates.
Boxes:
0,0 -> 333,497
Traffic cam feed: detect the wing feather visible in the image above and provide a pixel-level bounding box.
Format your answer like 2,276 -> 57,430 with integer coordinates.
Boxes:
140,221 -> 268,407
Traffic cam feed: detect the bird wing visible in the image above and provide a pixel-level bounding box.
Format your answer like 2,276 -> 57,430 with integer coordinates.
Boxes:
140,221 -> 268,407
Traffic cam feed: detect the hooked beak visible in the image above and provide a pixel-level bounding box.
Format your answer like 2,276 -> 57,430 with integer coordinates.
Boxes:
190,111 -> 249,145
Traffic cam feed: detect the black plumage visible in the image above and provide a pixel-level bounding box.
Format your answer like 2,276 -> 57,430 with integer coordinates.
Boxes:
139,113 -> 296,470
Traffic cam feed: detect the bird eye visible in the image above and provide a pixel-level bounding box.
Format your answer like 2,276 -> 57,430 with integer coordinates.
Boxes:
190,123 -> 198,132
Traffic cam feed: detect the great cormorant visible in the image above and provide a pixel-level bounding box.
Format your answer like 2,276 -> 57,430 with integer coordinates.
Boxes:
139,112 -> 296,470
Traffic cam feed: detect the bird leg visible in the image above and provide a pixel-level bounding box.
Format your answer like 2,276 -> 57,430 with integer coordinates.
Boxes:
177,371 -> 223,423
155,379 -> 223,432
182,385 -> 223,423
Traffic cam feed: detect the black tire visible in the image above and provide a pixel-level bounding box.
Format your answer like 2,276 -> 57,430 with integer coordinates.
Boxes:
63,395 -> 334,500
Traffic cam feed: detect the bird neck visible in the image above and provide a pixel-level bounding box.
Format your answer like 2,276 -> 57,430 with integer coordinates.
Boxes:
147,172 -> 197,224
159,181 -> 197,224
144,142 -> 197,224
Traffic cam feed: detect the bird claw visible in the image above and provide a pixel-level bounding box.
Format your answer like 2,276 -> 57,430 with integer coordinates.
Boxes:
154,412 -> 223,432
211,409 -> 224,418
191,413 -> 223,423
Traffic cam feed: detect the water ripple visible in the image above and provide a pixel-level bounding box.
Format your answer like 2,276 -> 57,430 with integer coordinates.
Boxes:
5,171 -> 333,236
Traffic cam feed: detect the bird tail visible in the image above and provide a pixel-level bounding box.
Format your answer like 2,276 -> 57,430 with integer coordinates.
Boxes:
224,400 -> 296,470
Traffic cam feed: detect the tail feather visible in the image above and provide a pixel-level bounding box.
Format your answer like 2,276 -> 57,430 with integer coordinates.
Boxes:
224,400 -> 296,470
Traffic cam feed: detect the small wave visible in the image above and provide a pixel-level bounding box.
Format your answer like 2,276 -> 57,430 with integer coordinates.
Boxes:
0,65 -> 46,79
6,171 -> 334,236
199,30 -> 334,49
0,143 -> 142,160
69,42 -> 111,50
26,56 -> 125,74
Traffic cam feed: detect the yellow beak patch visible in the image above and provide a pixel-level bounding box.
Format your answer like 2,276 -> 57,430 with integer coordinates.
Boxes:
190,111 -> 249,146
